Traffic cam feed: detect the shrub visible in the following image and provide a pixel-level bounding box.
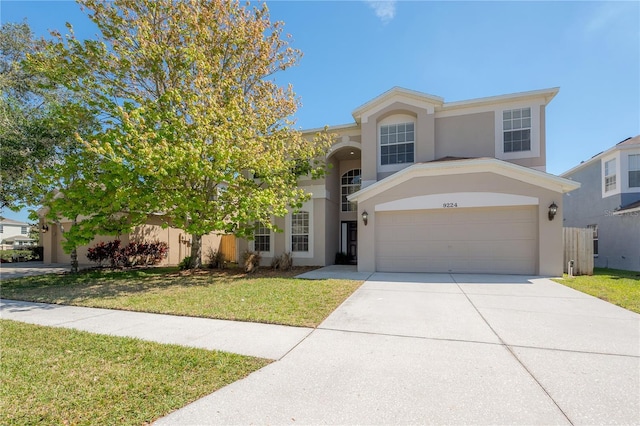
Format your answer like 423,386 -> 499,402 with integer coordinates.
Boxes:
271,252 -> 293,271
242,250 -> 261,273
87,240 -> 168,268
205,247 -> 225,269
0,250 -> 35,262
26,246 -> 44,261
270,254 -> 281,269
178,256 -> 192,270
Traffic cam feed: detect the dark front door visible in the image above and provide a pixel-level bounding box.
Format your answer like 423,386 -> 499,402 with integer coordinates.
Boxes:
341,221 -> 357,264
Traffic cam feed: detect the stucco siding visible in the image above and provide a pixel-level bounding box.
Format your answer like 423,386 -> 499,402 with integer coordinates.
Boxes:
357,172 -> 564,275
434,111 -> 495,159
563,162 -> 640,271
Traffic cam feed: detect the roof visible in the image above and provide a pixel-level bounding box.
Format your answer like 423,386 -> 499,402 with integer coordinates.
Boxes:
0,218 -> 30,226
561,135 -> 640,177
613,199 -> 640,215
348,158 -> 580,203
1,235 -> 35,242
351,86 -> 559,124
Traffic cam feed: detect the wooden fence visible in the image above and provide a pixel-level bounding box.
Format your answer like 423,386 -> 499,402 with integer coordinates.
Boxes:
563,227 -> 594,276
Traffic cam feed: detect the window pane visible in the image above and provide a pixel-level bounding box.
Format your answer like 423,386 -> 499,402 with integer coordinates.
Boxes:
406,131 -> 414,141
503,111 -> 511,120
522,118 -> 531,128
513,109 -> 521,119
406,123 -> 414,131
522,108 -> 531,118
629,170 -> 640,188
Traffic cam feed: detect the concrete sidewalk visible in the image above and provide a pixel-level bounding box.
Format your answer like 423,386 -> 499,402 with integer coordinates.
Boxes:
0,300 -> 312,360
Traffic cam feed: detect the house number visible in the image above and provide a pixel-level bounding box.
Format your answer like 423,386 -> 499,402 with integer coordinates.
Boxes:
442,203 -> 458,208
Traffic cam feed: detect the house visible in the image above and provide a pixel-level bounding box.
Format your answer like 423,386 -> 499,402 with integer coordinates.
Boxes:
39,214 -> 235,266
40,87 -> 579,275
0,218 -> 36,250
561,135 -> 640,272
235,87 -> 579,276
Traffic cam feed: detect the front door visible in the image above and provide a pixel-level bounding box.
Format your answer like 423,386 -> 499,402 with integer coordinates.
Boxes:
341,221 -> 358,264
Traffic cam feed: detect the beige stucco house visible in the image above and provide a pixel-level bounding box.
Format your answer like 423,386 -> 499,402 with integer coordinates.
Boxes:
41,87 -> 579,276
237,87 -> 579,276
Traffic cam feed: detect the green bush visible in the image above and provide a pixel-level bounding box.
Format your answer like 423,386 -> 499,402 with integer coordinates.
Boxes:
0,250 -> 36,262
178,256 -> 192,270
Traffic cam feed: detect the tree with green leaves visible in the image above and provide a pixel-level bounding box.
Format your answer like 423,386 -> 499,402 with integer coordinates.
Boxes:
32,0 -> 332,268
0,21 -> 68,211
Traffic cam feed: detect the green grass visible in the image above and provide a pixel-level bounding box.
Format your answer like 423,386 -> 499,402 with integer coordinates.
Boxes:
0,320 -> 269,425
553,268 -> 640,313
0,267 -> 362,327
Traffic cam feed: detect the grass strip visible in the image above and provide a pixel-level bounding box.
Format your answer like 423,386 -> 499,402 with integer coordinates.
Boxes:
1,267 -> 362,327
0,319 -> 269,425
553,267 -> 640,313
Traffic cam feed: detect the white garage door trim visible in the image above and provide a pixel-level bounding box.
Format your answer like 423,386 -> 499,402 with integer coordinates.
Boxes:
375,206 -> 538,274
375,192 -> 539,212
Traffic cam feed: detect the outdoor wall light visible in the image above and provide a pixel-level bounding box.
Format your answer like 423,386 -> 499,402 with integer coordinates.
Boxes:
41,224 -> 49,233
548,202 -> 558,221
362,210 -> 369,226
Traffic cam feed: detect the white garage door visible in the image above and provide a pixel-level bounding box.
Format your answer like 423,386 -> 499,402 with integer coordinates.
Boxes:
375,206 -> 538,274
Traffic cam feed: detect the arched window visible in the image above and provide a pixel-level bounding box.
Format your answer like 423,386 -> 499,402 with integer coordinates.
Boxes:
341,169 -> 361,212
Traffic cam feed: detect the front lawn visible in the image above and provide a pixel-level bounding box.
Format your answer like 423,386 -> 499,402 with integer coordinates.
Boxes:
553,268 -> 640,314
0,267 -> 362,327
0,320 -> 269,425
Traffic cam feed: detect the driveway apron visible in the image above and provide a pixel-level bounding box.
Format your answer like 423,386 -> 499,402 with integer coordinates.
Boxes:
157,273 -> 640,425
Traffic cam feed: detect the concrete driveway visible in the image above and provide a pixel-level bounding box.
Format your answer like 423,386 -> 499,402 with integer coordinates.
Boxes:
0,262 -> 71,281
157,273 -> 640,425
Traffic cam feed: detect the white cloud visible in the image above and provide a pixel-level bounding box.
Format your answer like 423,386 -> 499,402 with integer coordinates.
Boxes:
365,1 -> 396,24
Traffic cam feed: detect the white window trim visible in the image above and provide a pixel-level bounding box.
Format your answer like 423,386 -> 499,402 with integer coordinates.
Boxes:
494,101 -> 542,160
601,152 -> 621,198
378,114 -> 416,174
341,169 -> 361,212
249,222 -> 274,258
285,200 -> 314,259
625,150 -> 640,192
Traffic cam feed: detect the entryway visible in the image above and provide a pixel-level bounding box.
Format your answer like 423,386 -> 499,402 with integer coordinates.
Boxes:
340,221 -> 358,264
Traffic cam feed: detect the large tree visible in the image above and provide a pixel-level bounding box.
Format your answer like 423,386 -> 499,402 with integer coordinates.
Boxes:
0,22 -> 67,210
33,0 -> 332,268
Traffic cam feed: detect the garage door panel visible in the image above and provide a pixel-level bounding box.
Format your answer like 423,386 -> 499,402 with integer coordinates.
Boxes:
375,207 -> 538,274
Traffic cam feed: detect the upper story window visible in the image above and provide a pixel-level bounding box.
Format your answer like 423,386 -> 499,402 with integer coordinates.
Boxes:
253,222 -> 270,252
0,225 -> 3,233
341,169 -> 361,212
604,158 -> 617,192
291,211 -> 309,252
629,154 -> 640,188
503,108 -> 531,153
21,226 -> 28,235
380,122 -> 414,165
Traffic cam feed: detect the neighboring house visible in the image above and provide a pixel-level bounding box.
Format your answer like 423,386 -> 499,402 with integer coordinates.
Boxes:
236,87 -> 579,276
561,135 -> 640,272
0,218 -> 36,250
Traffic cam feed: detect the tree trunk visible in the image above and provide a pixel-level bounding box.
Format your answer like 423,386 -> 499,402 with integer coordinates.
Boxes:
70,248 -> 79,273
189,233 -> 203,269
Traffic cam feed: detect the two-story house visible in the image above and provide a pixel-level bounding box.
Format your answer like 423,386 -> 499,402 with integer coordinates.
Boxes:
561,136 -> 640,271
0,217 -> 36,249
238,87 -> 579,276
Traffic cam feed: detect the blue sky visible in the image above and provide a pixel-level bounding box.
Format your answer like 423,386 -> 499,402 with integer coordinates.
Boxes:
2,0 -> 639,223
